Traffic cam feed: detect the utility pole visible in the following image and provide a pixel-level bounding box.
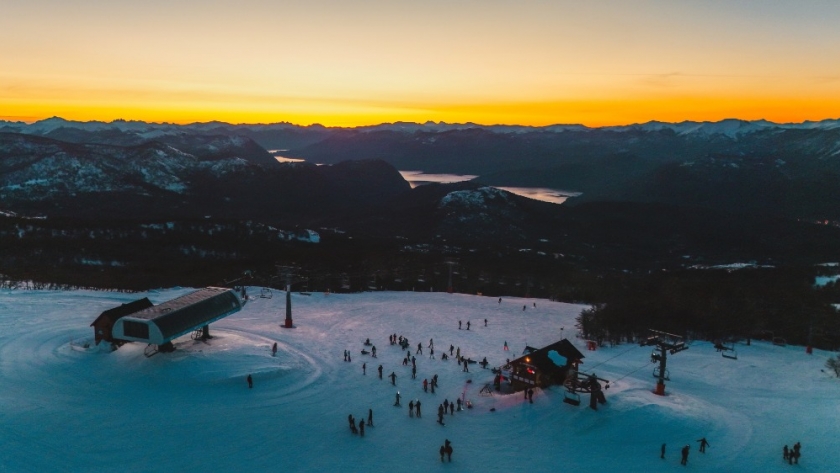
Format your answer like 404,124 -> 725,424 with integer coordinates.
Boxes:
640,329 -> 688,396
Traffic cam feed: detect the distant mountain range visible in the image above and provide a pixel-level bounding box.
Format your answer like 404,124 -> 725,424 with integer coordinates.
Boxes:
3,116 -> 840,222
3,116 -> 840,289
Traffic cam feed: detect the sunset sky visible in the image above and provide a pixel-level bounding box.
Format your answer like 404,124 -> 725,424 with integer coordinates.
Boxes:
2,0 -> 839,127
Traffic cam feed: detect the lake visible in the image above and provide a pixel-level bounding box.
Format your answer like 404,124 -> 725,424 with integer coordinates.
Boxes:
400,171 -> 580,205
269,150 -> 578,204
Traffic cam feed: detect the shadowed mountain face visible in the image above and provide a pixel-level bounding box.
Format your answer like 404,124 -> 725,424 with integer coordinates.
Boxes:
2,119 -> 840,292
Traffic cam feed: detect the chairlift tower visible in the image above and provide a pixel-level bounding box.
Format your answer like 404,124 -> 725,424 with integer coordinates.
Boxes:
445,260 -> 458,294
277,264 -> 300,329
640,329 -> 688,396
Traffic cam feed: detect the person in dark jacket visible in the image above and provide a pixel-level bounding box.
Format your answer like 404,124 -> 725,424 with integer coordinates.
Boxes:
697,437 -> 710,453
247,374 -> 253,388
439,444 -> 445,461
680,445 -> 689,465
378,364 -> 383,379
661,443 -> 666,459
415,400 -> 422,417
359,419 -> 365,437
367,408 -> 373,427
408,400 -> 414,417
444,439 -> 453,461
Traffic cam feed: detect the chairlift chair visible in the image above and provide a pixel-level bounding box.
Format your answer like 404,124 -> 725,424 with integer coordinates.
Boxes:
563,388 -> 581,406
721,341 -> 738,360
652,366 -> 670,380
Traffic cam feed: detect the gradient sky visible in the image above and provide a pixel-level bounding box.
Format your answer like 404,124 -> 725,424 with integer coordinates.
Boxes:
2,0 -> 839,126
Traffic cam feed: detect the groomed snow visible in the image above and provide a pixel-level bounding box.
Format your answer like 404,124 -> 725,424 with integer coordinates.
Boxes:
0,289 -> 836,472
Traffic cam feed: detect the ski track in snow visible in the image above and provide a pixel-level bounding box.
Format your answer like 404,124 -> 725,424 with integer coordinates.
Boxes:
0,288 -> 837,472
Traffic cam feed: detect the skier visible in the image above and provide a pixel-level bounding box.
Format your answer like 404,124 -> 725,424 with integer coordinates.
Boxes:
415,400 -> 422,417
378,364 -> 383,379
394,391 -> 401,406
449,401 -> 454,415
348,414 -> 357,434
456,398 -> 462,411
362,362 -> 366,375
408,400 -> 414,417
416,342 -> 423,355
432,374 -> 439,387
533,302 -> 536,308
368,408 -> 373,427
359,419 -> 365,437
439,444 -> 445,461
484,318 -> 487,327
504,341 -> 509,351
466,320 -> 470,330
429,338 -> 434,349
456,347 -> 460,359
247,374 -> 253,389
437,404 -> 445,424
430,347 -> 435,359
443,399 -> 449,412
661,443 -> 666,459
783,445 -> 789,462
389,372 -> 397,386
459,320 -> 462,330
523,305 -> 526,311
680,445 -> 689,466
423,379 -> 428,392
412,365 -> 417,379
272,342 -> 277,356
498,297 -> 502,304
372,346 -> 377,358
462,359 -> 469,372
449,345 -> 454,356
444,439 -> 452,462
528,388 -> 534,403
343,350 -> 348,362
793,442 -> 801,464
697,437 -> 710,453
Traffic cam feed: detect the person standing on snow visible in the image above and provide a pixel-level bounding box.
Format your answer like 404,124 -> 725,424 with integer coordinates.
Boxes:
697,437 -> 710,453
661,443 -> 666,459
367,408 -> 373,427
394,391 -> 401,406
359,419 -> 365,437
466,320 -> 470,330
247,374 -> 253,389
378,364 -> 383,379
680,445 -> 689,465
423,378 -> 428,392
416,342 -> 423,355
362,362 -> 366,375
415,400 -> 422,417
408,400 -> 414,417
389,372 -> 397,386
444,439 -> 453,462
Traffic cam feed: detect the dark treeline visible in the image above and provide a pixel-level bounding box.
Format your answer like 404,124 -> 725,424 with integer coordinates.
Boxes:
577,267 -> 840,350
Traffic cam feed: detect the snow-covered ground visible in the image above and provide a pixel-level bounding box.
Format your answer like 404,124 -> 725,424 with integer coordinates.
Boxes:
0,289 -> 836,472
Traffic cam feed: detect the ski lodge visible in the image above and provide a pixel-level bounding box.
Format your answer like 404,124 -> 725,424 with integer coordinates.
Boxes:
507,339 -> 584,391
93,287 -> 243,353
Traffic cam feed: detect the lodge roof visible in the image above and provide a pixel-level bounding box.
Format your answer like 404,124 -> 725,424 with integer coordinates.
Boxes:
509,339 -> 585,372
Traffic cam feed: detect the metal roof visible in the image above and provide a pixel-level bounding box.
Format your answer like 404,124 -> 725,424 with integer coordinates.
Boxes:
127,287 -> 242,343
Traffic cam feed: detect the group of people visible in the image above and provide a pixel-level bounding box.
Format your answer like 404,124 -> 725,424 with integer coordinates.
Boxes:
660,437 -> 710,466
347,410 -> 374,437
783,442 -> 802,464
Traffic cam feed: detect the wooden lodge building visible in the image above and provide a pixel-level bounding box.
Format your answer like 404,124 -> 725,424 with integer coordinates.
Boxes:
90,297 -> 154,346
91,287 -> 243,352
507,339 -> 585,391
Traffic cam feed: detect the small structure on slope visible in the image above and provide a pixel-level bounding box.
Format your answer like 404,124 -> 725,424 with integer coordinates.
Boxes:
507,339 -> 585,391
90,297 -> 154,346
110,287 -> 243,355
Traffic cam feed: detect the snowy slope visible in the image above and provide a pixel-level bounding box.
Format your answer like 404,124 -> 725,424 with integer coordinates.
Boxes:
0,289 -> 836,472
